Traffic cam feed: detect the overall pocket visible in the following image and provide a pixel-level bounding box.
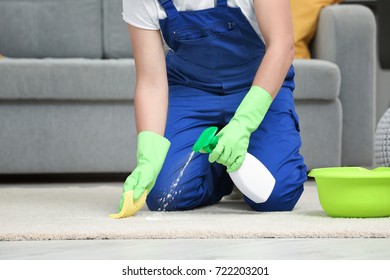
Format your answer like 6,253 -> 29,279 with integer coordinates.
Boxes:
172,20 -> 249,69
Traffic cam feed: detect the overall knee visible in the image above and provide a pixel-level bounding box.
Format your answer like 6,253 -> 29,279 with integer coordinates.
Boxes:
146,179 -> 211,211
146,189 -> 174,211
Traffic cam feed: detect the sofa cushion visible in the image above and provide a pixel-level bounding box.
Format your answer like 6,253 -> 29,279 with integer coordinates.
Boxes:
296,99 -> 342,169
293,59 -> 341,100
0,59 -> 136,100
0,101 -> 137,173
0,0 -> 103,58
103,0 -> 133,58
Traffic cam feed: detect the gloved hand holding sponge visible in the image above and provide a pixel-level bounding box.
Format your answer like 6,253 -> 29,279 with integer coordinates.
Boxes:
110,85 -> 273,218
109,131 -> 170,219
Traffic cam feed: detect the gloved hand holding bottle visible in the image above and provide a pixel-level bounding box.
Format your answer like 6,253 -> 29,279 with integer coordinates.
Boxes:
209,85 -> 273,172
110,131 -> 170,218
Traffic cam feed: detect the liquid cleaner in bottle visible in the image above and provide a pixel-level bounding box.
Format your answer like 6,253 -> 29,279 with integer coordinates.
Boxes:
192,127 -> 275,203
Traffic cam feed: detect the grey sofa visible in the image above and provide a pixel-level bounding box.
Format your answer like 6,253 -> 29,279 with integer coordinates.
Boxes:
0,0 -> 376,174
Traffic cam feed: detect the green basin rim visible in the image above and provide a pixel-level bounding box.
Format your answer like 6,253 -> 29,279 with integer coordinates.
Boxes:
308,167 -> 390,179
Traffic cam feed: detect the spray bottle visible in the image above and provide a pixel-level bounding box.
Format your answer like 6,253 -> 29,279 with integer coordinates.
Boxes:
192,126 -> 275,203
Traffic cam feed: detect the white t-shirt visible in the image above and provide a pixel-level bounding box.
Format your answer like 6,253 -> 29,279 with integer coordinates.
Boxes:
122,0 -> 264,42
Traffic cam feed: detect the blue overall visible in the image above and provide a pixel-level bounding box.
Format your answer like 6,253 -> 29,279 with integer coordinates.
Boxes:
147,0 -> 307,211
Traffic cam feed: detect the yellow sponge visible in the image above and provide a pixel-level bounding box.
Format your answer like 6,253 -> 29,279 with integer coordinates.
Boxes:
109,190 -> 147,219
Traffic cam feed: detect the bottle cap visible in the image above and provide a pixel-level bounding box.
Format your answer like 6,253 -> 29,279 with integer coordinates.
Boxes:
192,126 -> 219,153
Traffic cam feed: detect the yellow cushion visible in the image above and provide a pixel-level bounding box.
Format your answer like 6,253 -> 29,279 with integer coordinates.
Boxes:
291,0 -> 343,59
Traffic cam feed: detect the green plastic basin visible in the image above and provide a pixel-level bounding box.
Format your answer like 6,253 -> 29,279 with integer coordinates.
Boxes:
308,167 -> 390,218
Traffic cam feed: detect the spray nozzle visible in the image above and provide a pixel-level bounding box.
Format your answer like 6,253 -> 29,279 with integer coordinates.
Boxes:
192,126 -> 219,153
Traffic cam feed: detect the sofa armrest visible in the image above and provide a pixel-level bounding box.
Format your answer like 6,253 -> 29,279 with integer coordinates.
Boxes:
312,4 -> 376,166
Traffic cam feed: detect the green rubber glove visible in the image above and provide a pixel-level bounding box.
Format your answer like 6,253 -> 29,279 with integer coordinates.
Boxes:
118,131 -> 170,211
209,86 -> 273,172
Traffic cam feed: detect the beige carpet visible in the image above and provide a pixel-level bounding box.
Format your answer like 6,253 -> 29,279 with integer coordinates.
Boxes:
0,180 -> 389,240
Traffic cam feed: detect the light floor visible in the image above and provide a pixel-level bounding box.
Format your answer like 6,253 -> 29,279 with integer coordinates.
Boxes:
1,238 -> 390,260
1,178 -> 389,260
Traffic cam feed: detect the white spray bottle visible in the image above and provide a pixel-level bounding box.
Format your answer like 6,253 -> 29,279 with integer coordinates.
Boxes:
192,126 -> 275,203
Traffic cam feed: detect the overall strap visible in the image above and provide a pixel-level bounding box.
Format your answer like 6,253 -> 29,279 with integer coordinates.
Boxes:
158,0 -> 179,18
216,0 -> 228,7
